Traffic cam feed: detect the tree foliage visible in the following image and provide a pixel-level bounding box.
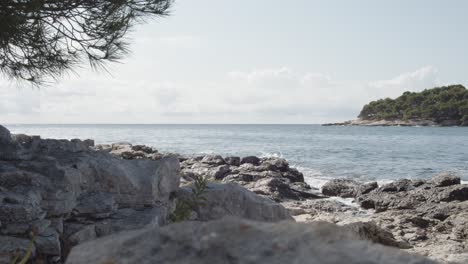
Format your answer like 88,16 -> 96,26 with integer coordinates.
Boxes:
358,85 -> 468,124
0,0 -> 172,85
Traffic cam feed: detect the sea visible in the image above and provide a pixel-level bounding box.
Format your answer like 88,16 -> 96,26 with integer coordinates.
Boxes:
5,124 -> 468,187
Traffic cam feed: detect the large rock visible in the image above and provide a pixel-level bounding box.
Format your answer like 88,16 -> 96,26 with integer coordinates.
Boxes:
0,125 -> 17,160
322,179 -> 359,198
0,126 -> 181,261
66,217 -> 435,264
429,173 -> 461,187
177,183 -> 293,222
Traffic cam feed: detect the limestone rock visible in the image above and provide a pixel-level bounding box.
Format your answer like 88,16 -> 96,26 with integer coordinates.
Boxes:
178,183 -> 293,222
322,179 -> 359,198
240,156 -> 261,165
430,173 -> 461,187
66,217 -> 436,264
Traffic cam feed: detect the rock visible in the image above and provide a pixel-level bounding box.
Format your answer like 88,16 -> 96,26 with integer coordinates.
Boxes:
282,199 -> 358,217
212,165 -> 231,180
66,217 -> 436,264
224,156 -> 240,166
240,156 -> 261,165
282,167 -> 304,183
94,207 -> 165,237
437,185 -> 468,202
248,178 -> 323,202
0,235 -> 35,264
0,125 -> 17,160
81,139 -> 94,148
343,221 -> 408,249
0,125 -> 12,143
0,129 -> 181,262
429,173 -> 461,187
36,227 -> 61,256
260,157 -> 289,172
73,192 -> 118,219
357,181 -> 379,195
131,145 -> 156,154
322,179 -> 359,198
201,155 -> 225,165
379,179 -> 414,192
64,224 -> 97,248
178,183 -> 293,222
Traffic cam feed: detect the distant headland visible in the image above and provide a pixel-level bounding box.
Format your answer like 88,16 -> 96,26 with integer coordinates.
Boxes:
324,85 -> 468,127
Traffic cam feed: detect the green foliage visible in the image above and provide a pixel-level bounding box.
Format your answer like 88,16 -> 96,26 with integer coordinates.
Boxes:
169,176 -> 209,223
0,0 -> 172,85
358,85 -> 468,124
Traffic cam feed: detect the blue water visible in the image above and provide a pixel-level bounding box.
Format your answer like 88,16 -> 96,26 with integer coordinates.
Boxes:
5,124 -> 468,185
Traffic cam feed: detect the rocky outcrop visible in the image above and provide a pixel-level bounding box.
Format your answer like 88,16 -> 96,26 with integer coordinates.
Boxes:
323,119 -> 439,127
66,217 -> 435,264
317,173 -> 468,264
102,144 -> 324,203
0,126 -> 181,263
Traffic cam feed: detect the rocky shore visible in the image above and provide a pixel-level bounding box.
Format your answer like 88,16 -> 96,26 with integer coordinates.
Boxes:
322,119 -> 464,127
1,125 -> 466,263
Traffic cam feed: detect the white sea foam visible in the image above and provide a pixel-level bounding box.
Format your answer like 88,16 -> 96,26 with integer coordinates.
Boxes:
259,151 -> 283,159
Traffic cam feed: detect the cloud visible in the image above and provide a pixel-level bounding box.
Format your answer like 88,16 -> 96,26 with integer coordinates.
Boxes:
0,66 -> 442,124
367,66 -> 440,99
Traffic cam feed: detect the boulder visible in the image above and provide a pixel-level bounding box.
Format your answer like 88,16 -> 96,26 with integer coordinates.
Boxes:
249,178 -> 323,201
177,183 -> 293,222
0,125 -> 17,160
224,156 -> 240,166
0,126 -> 181,262
322,179 -> 359,198
240,156 -> 261,165
429,173 -> 461,187
0,125 -> 12,143
200,155 -> 225,165
66,217 -> 436,264
260,157 -> 289,172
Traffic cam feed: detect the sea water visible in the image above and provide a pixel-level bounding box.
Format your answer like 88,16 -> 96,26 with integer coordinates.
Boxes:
5,124 -> 468,186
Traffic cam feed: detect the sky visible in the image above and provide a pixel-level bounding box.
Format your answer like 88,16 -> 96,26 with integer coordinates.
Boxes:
1,0 -> 468,124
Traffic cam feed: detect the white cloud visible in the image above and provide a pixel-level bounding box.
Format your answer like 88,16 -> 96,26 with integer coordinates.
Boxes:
0,66 -> 442,124
367,66 -> 440,99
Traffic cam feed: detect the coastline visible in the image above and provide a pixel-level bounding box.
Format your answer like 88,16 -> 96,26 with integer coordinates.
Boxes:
322,119 -> 467,127
1,125 -> 467,263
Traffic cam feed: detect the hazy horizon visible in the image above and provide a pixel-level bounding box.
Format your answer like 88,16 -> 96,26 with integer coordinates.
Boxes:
2,0 -> 468,124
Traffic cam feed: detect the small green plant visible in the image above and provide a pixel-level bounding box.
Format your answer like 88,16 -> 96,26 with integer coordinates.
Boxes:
169,176 -> 209,223
10,233 -> 35,264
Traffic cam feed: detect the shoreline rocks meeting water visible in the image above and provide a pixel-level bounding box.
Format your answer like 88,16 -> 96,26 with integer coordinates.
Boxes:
1,125 -> 466,263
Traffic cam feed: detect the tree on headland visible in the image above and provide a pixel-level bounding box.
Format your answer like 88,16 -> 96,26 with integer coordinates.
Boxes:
358,85 -> 468,125
0,0 -> 173,85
